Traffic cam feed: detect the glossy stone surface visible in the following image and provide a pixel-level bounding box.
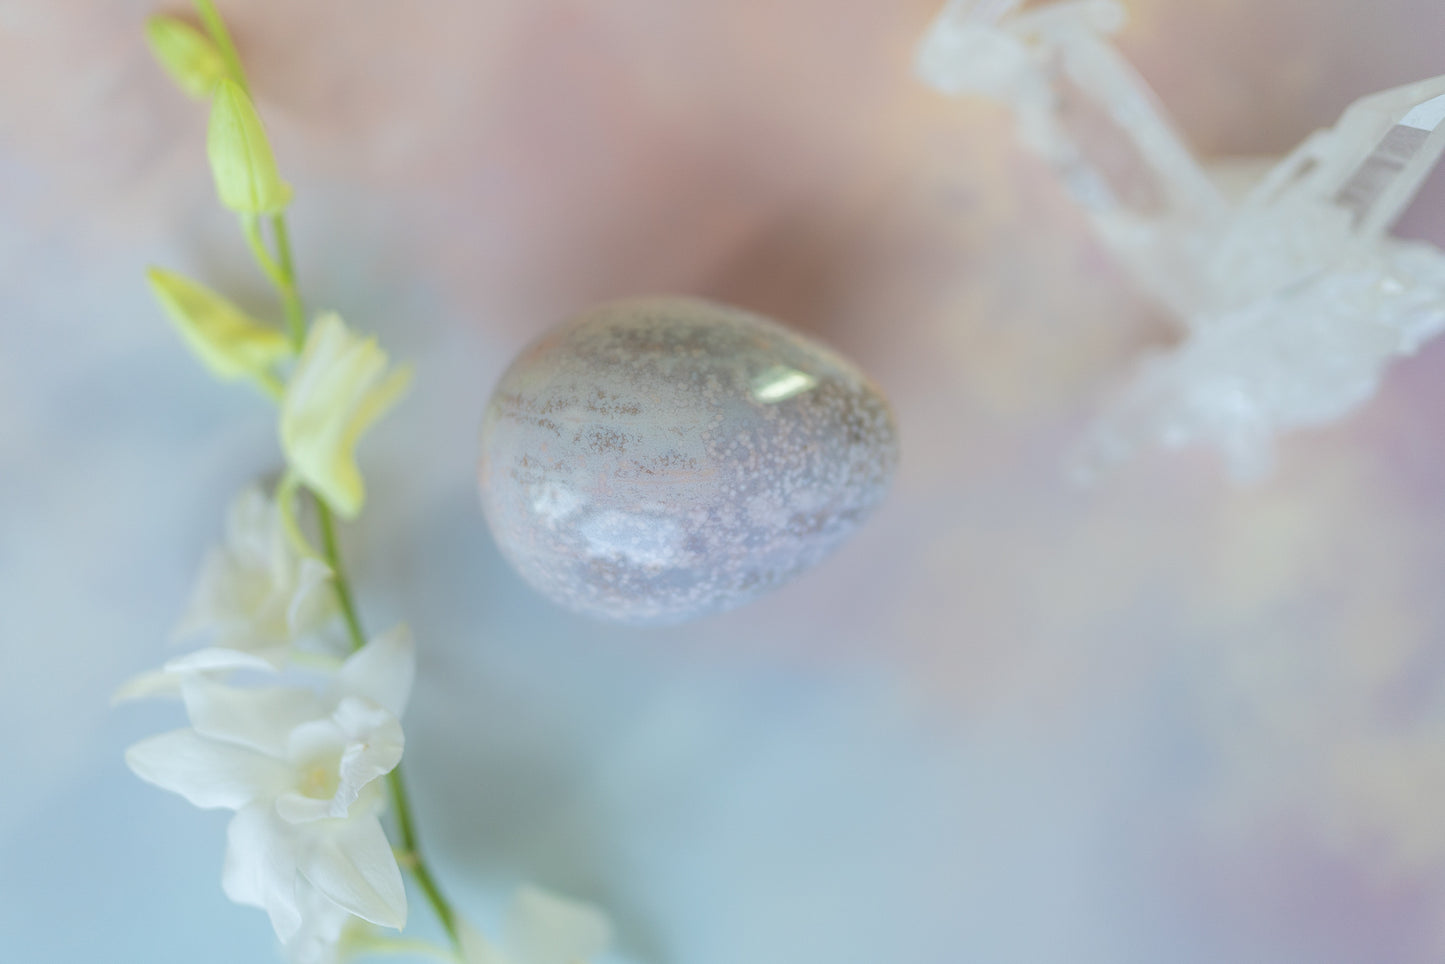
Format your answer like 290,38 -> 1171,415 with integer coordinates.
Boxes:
478,297 -> 899,624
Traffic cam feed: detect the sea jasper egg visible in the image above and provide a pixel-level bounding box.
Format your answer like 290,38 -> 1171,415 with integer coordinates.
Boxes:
478,297 -> 899,624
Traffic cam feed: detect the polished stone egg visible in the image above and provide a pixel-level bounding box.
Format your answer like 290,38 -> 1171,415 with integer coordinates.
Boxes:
478,297 -> 899,624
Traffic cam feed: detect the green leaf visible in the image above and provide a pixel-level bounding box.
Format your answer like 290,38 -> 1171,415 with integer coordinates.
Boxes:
147,267 -> 290,391
207,78 -> 292,215
145,16 -> 227,99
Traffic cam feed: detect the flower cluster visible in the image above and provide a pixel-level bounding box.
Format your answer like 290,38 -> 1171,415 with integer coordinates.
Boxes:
124,612 -> 415,960
120,492 -> 613,963
121,4 -> 612,963
125,266 -> 417,959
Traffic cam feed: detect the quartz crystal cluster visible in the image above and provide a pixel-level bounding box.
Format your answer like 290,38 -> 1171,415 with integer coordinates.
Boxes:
918,0 -> 1445,480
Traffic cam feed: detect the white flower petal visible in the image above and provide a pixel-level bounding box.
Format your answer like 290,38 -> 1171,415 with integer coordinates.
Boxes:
125,730 -> 281,810
274,700 -> 400,824
167,646 -> 285,674
113,668 -> 183,704
333,704 -> 404,804
274,791 -> 337,825
173,547 -> 239,641
114,647 -> 281,706
183,677 -> 324,757
284,714 -> 349,765
229,486 -> 280,566
505,886 -> 612,964
288,557 -> 336,637
297,814 -> 407,930
338,624 -> 415,717
223,804 -> 305,941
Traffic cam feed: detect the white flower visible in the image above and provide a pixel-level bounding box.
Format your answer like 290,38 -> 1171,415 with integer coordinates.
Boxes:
280,313 -> 411,519
461,887 -> 612,964
125,626 -> 415,947
179,485 -> 337,655
114,487 -> 337,703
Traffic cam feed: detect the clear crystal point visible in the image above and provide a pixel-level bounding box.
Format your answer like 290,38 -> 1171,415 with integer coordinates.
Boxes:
1327,79 -> 1445,239
1201,77 -> 1445,313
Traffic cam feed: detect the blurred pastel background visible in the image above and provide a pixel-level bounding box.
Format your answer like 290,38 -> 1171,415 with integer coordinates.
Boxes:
4,0 -> 1445,962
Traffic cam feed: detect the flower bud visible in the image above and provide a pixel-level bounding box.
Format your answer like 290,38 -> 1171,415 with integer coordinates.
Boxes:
147,267 -> 290,383
207,78 -> 293,215
145,15 -> 227,99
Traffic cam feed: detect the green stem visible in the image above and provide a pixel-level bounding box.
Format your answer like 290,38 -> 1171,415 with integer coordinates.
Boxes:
314,492 -> 464,955
240,215 -> 307,349
317,498 -> 366,652
275,471 -> 322,561
389,769 -> 463,951
269,213 -> 307,347
241,214 -> 282,284
271,213 -> 297,281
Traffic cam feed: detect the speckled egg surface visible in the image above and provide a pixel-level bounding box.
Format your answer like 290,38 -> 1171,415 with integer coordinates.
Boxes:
478,297 -> 899,624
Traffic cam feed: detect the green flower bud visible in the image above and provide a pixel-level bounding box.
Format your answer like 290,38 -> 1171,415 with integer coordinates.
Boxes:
147,267 -> 290,387
207,78 -> 293,215
145,16 -> 227,99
